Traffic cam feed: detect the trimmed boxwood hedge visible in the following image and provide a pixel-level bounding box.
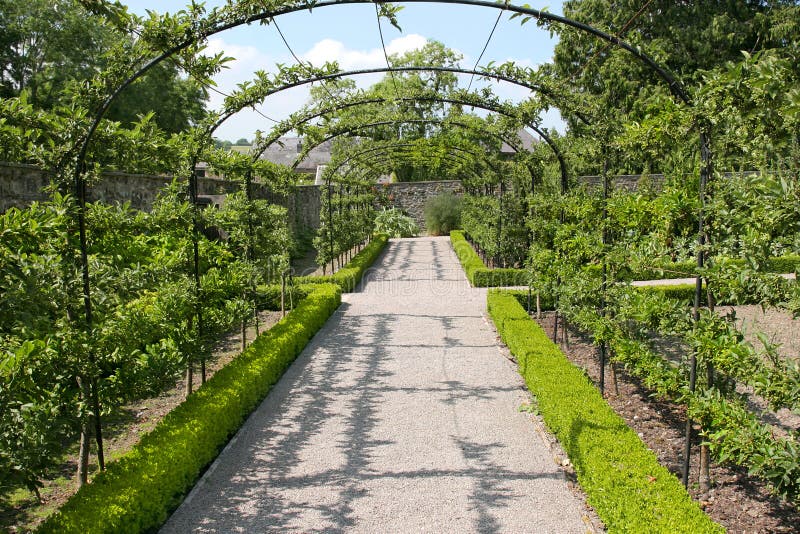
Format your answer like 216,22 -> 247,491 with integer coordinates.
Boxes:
487,290 -> 722,533
453,230 -> 799,287
37,283 -> 342,534
294,234 -> 388,292
617,255 -> 800,282
450,230 -> 528,286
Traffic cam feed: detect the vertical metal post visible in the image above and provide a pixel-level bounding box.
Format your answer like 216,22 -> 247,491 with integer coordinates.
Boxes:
74,161 -> 105,471
328,181 -> 334,271
683,130 -> 712,487
281,271 -> 286,318
497,179 -> 504,267
189,163 -> 205,384
599,155 -> 610,394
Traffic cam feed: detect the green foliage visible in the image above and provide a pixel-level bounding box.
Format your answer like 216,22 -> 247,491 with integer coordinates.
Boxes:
373,208 -> 418,238
36,284 -> 341,534
314,182 -> 375,267
487,290 -> 722,533
0,0 -> 206,132
450,231 -> 528,287
423,193 -> 461,236
296,234 -> 388,293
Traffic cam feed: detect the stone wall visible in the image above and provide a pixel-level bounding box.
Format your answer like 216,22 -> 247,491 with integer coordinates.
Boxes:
581,173 -> 667,191
2,162 -> 705,236
287,185 -> 321,234
381,180 -> 465,231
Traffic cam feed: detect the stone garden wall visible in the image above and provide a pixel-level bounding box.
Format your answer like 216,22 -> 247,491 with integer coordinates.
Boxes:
3,162 -> 687,235
379,180 -> 464,231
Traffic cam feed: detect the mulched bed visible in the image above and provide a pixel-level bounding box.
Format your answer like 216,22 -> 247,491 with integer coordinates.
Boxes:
534,311 -> 799,533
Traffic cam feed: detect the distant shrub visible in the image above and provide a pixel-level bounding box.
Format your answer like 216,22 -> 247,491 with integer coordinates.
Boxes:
374,208 -> 418,238
424,193 -> 461,235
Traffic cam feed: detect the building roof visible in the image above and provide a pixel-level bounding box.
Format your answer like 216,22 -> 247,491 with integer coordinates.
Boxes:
242,137 -> 333,173
500,128 -> 538,154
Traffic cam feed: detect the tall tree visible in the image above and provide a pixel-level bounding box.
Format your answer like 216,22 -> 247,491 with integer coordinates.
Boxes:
0,0 -> 207,133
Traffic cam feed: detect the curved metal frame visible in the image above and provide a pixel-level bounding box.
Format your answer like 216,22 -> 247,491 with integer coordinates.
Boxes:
68,1 -> 709,485
324,140 -> 500,183
278,94 -> 567,190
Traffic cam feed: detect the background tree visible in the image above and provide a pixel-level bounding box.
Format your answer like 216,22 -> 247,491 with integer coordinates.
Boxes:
0,0 -> 207,133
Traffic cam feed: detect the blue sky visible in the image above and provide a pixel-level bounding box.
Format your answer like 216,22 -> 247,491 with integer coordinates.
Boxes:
124,1 -> 565,141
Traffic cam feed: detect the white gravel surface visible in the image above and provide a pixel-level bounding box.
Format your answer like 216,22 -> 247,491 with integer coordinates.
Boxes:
161,237 -> 593,533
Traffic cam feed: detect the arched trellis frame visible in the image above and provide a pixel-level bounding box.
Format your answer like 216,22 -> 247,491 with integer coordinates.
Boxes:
244,92 -> 570,190
71,0 -> 711,486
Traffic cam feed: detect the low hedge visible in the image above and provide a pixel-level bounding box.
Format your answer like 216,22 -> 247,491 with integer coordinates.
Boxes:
294,234 -> 388,292
37,283 -> 342,534
450,230 -> 527,286
453,228 -> 799,287
624,255 -> 800,282
256,283 -> 311,310
487,290 -> 722,533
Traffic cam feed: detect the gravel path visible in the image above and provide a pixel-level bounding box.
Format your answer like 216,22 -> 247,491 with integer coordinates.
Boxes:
161,237 -> 592,533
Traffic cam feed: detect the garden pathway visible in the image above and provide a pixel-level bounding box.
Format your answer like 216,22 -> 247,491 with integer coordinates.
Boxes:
161,237 -> 591,533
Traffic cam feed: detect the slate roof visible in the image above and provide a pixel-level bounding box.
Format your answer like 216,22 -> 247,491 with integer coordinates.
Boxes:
233,137 -> 333,173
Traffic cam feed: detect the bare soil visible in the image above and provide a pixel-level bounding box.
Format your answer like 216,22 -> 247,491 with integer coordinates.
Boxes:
535,310 -> 799,533
2,310 -> 283,534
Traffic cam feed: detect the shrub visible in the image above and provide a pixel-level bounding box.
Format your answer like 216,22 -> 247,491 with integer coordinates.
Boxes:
374,208 -> 418,238
487,290 -> 722,533
450,230 -> 528,287
294,234 -> 388,292
424,193 -> 461,235
36,284 -> 342,534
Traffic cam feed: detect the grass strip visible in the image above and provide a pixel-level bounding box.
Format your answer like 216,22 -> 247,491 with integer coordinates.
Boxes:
487,289 -> 723,533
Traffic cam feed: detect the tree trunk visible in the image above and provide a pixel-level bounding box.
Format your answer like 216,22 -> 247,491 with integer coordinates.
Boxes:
241,319 -> 247,351
76,376 -> 91,487
536,293 -> 541,319
90,377 -> 105,471
699,444 -> 712,492
185,361 -> 193,397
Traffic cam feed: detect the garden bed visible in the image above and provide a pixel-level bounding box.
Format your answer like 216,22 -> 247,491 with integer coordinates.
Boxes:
538,310 -> 799,533
2,310 -> 284,533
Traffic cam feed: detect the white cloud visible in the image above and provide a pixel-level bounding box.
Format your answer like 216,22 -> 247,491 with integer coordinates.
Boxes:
302,34 -> 428,70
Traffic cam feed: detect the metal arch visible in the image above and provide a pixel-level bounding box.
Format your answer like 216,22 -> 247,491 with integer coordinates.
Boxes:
76,0 -> 693,191
270,94 -> 567,189
324,140 -> 500,184
328,142 -> 496,179
74,0 -> 695,212
337,148 -> 488,185
288,117 -> 533,182
338,149 -> 484,183
69,0 -> 700,401
293,118 -> 522,162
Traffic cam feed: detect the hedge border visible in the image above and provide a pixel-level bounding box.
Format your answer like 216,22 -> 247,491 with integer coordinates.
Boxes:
37,283 -> 342,534
294,234 -> 388,292
450,230 -> 528,286
487,290 -> 722,533
451,230 -> 800,287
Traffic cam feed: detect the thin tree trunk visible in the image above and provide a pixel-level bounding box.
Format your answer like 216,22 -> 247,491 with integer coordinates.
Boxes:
76,376 -> 91,487
185,361 -> 193,397
90,377 -> 104,471
281,273 -> 286,318
241,320 -> 247,351
536,293 -> 541,319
